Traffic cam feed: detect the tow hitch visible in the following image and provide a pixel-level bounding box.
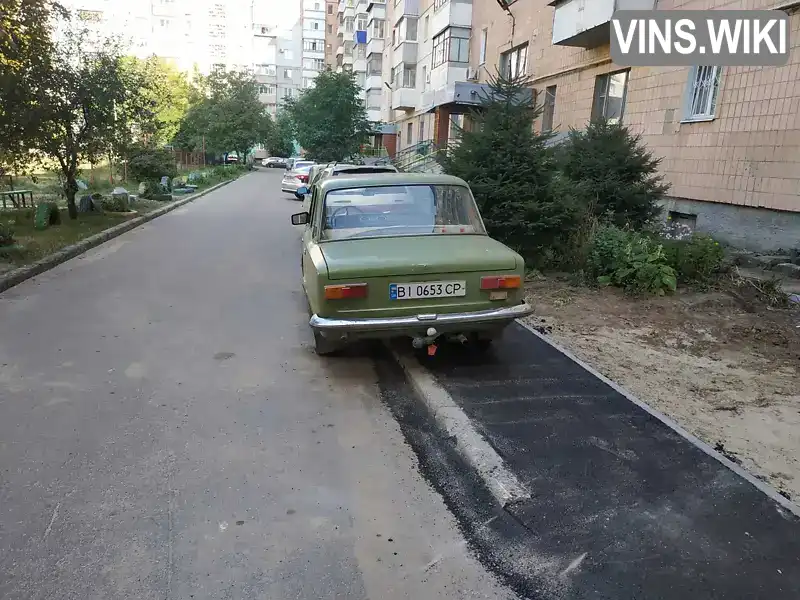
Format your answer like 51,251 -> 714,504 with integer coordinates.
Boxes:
412,327 -> 441,355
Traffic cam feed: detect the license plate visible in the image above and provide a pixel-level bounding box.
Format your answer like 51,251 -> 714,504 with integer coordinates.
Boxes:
389,281 -> 466,300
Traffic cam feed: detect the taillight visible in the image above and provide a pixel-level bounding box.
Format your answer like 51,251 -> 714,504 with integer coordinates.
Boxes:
480,275 -> 521,290
297,174 -> 309,182
324,283 -> 368,300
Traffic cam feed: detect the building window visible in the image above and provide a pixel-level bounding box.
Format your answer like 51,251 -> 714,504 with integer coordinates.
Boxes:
479,28 -> 487,65
434,0 -> 448,10
258,84 -> 276,94
345,17 -> 354,32
421,65 -> 427,87
367,55 -> 382,76
315,58 -> 325,70
159,18 -> 172,28
405,17 -> 418,41
542,85 -> 556,133
357,16 -> 367,31
592,69 -> 629,124
284,68 -> 293,78
432,27 -> 470,68
419,118 -> 425,142
684,66 -> 721,121
499,43 -> 527,78
328,3 -> 333,12
390,66 -> 396,84
424,15 -> 429,39
372,19 -> 385,39
327,23 -> 333,33
283,50 -> 293,59
315,1 -> 321,9
392,28 -> 397,46
407,122 -> 413,144
313,20 -> 320,29
402,65 -> 416,88
303,77 -> 315,88
304,39 -> 322,51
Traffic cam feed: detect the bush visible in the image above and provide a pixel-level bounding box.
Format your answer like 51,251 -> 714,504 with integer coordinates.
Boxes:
440,72 -> 580,265
588,225 -> 677,295
127,146 -> 178,183
100,195 -> 129,212
557,119 -> 670,229
0,221 -> 15,246
662,234 -> 725,286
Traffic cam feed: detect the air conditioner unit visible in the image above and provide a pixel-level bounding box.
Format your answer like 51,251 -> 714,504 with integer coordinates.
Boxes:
466,66 -> 478,81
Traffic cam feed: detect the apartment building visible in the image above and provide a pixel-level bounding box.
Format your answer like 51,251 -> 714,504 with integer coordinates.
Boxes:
253,20 -> 303,118
325,0 -> 339,68
460,0 -> 800,251
382,0 -> 493,155
301,0 -> 327,88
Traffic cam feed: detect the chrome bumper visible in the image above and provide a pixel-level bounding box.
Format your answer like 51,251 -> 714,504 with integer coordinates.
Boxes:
309,302 -> 534,333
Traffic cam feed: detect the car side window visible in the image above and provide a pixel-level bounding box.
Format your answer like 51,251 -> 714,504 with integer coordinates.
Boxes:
308,188 -> 319,228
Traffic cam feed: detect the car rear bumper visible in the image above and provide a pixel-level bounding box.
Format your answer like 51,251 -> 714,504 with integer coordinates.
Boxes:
309,302 -> 533,337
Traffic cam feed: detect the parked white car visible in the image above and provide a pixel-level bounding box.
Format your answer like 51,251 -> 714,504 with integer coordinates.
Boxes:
281,164 -> 315,199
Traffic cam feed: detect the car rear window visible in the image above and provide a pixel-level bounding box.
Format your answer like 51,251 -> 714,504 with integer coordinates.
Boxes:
295,161 -> 314,169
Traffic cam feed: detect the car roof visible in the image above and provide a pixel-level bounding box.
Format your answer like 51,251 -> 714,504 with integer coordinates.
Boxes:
329,164 -> 397,173
317,172 -> 469,194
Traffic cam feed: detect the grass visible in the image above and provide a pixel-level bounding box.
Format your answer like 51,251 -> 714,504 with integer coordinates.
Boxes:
0,208 -> 139,270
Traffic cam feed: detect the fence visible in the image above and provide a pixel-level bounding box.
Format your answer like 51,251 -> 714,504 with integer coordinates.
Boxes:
172,150 -> 205,170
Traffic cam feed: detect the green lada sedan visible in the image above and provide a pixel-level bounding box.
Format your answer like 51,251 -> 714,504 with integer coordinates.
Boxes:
290,173 -> 533,355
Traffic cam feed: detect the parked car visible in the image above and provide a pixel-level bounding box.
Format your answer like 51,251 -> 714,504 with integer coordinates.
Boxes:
301,163 -> 397,212
262,157 -> 287,168
281,164 -> 314,198
290,173 -> 533,355
285,157 -> 313,171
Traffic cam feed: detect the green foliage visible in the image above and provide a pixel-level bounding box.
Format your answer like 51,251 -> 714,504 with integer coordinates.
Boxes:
127,146 -> 178,182
284,70 -> 370,161
100,195 -> 129,212
0,221 -> 15,246
173,70 -> 271,162
34,201 -> 61,230
266,110 -> 295,158
589,225 -> 677,295
557,119 -> 670,229
661,234 -> 725,286
440,71 -> 580,265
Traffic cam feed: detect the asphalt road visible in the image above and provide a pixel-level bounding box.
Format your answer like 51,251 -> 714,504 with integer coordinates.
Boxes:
0,170 -> 513,600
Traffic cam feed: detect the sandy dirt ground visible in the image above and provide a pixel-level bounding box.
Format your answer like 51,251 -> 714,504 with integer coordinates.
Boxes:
523,275 -> 800,502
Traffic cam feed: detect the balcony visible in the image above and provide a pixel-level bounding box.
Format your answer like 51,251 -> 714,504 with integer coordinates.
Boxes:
367,108 -> 382,122
366,74 -> 382,90
336,44 -> 344,56
391,87 -> 417,111
367,3 -> 385,19
366,36 -> 384,56
338,0 -> 345,14
344,4 -> 355,18
550,0 -> 655,48
391,41 -> 417,68
353,56 -> 366,73
393,0 -> 419,21
355,0 -> 368,12
343,52 -> 353,66
429,0 -> 471,37
367,0 -> 386,9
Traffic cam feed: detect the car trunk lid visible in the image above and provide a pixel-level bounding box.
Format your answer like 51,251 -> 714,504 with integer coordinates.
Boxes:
320,235 -> 517,280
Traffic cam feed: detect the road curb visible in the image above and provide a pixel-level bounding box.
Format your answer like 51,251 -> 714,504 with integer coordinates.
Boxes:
390,347 -> 531,508
0,177 -> 238,295
515,318 -> 800,518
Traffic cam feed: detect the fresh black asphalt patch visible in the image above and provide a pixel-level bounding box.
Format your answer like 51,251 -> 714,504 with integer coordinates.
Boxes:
379,325 -> 800,599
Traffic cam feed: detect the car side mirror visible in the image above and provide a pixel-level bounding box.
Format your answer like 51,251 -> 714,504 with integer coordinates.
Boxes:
296,186 -> 309,195
291,212 -> 309,226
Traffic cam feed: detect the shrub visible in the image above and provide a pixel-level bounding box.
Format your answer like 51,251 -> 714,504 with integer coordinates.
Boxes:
440,72 -> 580,265
662,234 -> 725,286
100,195 -> 129,212
0,221 -> 15,246
127,146 -> 178,183
588,225 -> 677,295
557,119 -> 670,229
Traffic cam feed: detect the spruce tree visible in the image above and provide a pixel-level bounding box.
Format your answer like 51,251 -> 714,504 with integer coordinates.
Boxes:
440,72 -> 579,262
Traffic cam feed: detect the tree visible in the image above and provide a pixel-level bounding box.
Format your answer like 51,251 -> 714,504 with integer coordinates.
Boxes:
284,70 -> 370,161
26,27 -> 138,218
556,119 -> 670,228
0,0 -> 66,175
173,69 -> 271,162
266,110 -> 295,157
440,72 -> 580,262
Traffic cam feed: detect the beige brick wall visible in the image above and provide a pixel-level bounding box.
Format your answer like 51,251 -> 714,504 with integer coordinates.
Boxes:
469,0 -> 800,213
325,0 -> 338,69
